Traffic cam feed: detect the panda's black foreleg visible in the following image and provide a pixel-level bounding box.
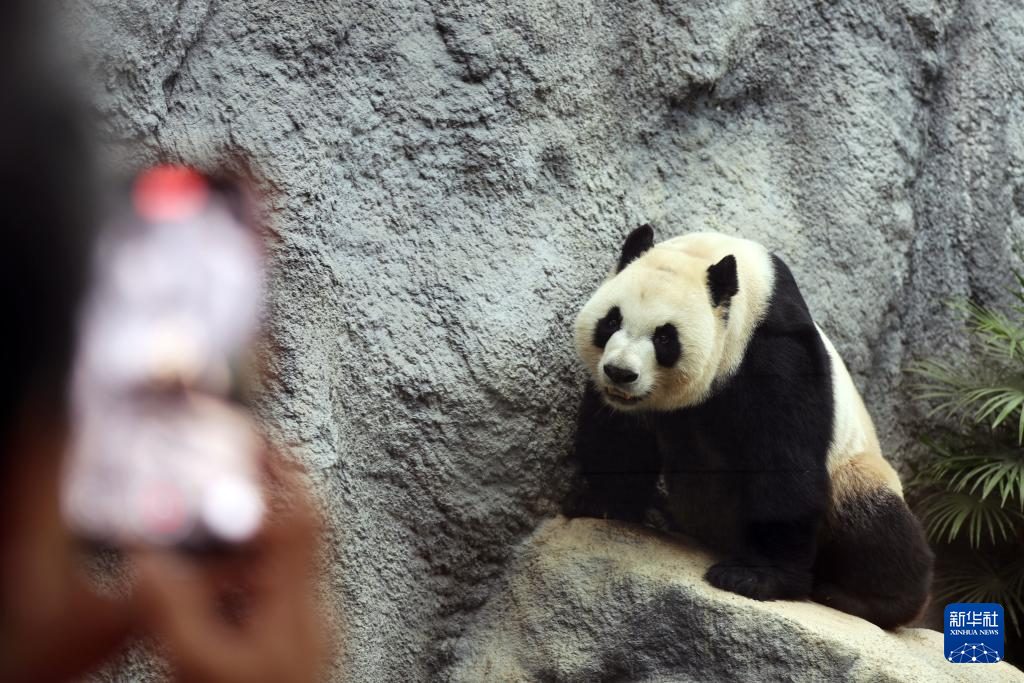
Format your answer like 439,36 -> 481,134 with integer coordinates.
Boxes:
705,466 -> 828,600
563,384 -> 660,523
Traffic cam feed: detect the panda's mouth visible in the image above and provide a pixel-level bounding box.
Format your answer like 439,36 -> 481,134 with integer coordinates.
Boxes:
604,386 -> 646,405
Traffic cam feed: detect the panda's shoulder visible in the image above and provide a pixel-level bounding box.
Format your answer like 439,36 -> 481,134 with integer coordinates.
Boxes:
745,254 -> 830,376
763,254 -> 814,322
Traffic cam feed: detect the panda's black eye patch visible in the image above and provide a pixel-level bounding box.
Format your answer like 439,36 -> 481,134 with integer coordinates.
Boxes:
652,323 -> 681,367
593,306 -> 622,348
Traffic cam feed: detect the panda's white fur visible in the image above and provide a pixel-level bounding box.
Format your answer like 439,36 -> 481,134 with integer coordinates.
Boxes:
817,328 -> 904,498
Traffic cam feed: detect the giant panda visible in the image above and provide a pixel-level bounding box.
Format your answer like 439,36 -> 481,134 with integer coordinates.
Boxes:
565,224 -> 934,629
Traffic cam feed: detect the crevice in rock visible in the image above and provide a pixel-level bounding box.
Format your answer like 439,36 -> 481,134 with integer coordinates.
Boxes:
162,0 -> 217,114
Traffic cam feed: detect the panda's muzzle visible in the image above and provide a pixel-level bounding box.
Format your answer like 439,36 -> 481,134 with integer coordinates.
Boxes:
604,385 -> 645,404
601,364 -> 646,404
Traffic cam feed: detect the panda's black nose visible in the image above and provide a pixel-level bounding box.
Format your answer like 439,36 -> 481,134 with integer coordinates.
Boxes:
604,364 -> 638,384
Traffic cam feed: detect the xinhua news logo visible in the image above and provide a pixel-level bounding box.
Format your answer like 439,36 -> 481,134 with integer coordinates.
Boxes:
944,603 -> 1003,664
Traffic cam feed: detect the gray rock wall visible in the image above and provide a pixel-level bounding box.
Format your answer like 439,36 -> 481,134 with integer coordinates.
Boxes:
65,0 -> 1024,680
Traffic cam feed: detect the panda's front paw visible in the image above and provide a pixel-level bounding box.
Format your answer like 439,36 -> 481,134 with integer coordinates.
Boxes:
705,561 -> 811,601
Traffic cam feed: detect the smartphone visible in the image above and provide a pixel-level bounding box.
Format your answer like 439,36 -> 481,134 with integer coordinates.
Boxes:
62,166 -> 266,548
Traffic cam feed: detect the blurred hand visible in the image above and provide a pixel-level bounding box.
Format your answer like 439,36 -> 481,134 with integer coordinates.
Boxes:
0,421 -> 135,683
132,451 -> 329,683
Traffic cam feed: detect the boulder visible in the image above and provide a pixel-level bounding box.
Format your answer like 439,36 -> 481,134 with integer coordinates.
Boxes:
452,517 -> 1024,682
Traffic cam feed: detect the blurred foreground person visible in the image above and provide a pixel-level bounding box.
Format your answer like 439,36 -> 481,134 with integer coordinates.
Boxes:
0,5 -> 327,682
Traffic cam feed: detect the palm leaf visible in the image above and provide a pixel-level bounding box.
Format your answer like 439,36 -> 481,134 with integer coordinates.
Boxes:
950,300 -> 1024,364
918,451 -> 1024,509
916,489 -> 1023,547
908,361 -> 1024,443
909,281 -> 1024,637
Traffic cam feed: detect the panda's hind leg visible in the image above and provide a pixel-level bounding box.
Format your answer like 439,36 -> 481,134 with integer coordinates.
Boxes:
812,455 -> 934,629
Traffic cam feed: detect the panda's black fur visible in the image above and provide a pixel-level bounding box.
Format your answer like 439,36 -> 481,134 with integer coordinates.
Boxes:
565,226 -> 933,629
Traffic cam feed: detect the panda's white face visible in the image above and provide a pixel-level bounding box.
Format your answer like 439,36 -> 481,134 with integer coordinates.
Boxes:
576,227 -> 776,412
574,250 -> 724,412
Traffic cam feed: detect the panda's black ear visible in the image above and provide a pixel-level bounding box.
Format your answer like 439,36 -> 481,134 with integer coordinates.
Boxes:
707,255 -> 739,307
616,224 -> 655,273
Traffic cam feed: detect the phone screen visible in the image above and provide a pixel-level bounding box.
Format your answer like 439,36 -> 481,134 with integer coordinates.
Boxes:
61,166 -> 266,547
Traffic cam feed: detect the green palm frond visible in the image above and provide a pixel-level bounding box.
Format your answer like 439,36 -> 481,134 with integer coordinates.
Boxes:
909,273 -> 1024,643
908,361 -> 1024,443
915,438 -> 1024,508
952,300 -> 1024,364
916,489 -> 1024,547
935,557 -> 1024,635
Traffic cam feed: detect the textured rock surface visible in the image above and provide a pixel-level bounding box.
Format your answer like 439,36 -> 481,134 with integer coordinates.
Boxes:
61,0 -> 1024,680
453,518 -> 1024,682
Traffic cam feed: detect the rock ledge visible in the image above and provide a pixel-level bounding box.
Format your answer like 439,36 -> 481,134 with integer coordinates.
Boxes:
452,517 -> 1024,682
